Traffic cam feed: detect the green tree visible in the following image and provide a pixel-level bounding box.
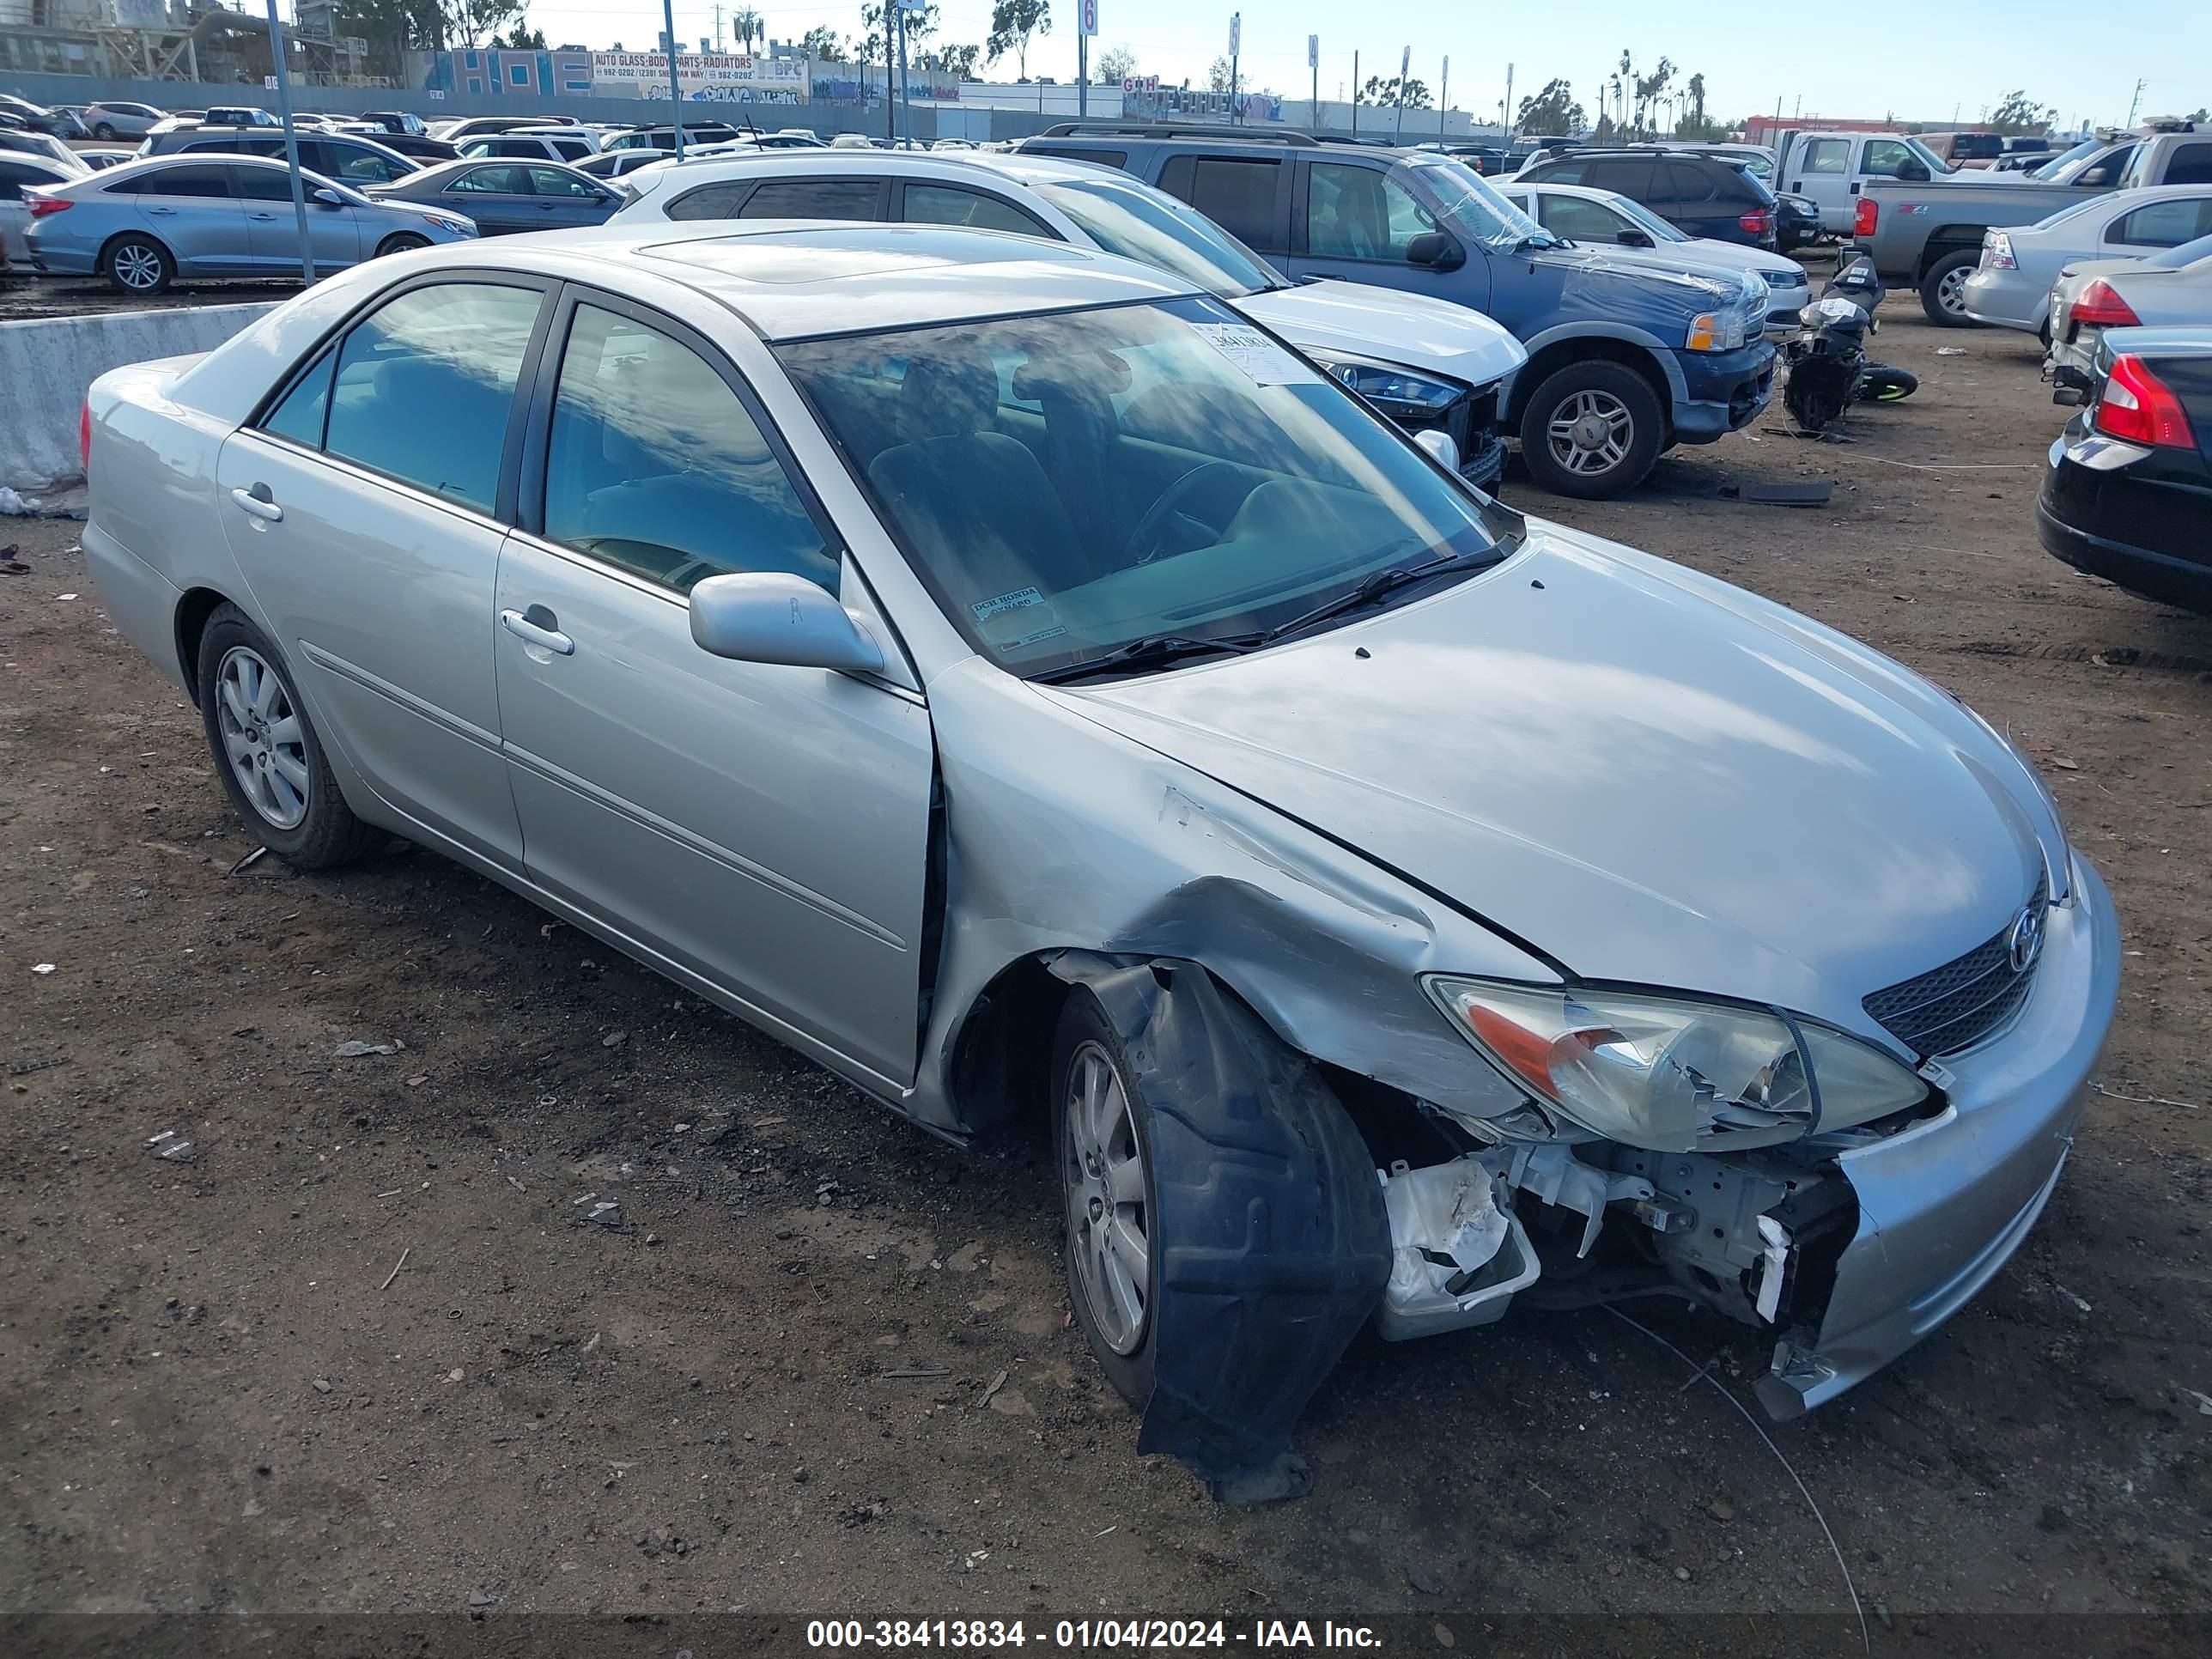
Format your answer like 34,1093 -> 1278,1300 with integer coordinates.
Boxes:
1097,44 -> 1136,83
1988,88 -> 2055,133
922,42 -> 981,79
799,25 -> 845,61
1685,70 -> 1706,129
1358,75 -> 1430,109
1515,77 -> 1583,135
986,0 -> 1051,81
495,23 -> 544,48
1208,55 -> 1233,93
443,0 -> 526,49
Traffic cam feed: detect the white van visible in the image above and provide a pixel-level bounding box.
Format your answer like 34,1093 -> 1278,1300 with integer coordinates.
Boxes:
1775,131 -> 1954,231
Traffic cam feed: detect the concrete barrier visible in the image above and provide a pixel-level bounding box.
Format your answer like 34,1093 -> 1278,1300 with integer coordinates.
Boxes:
0,301 -> 279,495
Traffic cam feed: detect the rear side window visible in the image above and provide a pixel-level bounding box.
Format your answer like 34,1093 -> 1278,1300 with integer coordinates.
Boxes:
231,166 -> 298,203
738,179 -> 884,221
139,164 -> 233,198
1583,158 -> 1656,198
666,180 -> 751,220
1525,157 -> 1587,185
263,350 -> 335,448
1800,138 -> 1848,175
2167,143 -> 2212,187
315,283 -> 544,514
542,303 -> 836,594
1662,161 -> 1718,203
1024,144 -> 1127,171
0,160 -> 54,200
2107,197 -> 2212,247
1170,155 -> 1282,250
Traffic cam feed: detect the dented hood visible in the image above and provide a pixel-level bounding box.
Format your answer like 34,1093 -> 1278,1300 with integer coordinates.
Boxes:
1052,526 -> 2062,1038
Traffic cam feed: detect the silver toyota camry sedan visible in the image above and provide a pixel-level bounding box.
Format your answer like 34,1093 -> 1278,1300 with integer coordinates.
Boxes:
80,223 -> 2118,1502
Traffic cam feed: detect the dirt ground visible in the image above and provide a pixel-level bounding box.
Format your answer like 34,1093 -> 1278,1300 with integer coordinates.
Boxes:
3,267 -> 2211,1650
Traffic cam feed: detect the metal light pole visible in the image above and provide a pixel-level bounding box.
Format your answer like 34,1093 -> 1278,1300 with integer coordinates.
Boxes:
1227,12 -> 1240,125
1351,50 -> 1358,138
896,1 -> 913,144
1309,34 -> 1319,131
1438,56 -> 1448,138
661,0 -> 685,158
1394,46 -> 1408,140
262,0 -> 313,284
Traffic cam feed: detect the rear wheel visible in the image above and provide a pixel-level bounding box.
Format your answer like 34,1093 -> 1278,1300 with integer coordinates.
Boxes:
93,121 -> 117,141
103,234 -> 173,295
1919,250 -> 1981,326
376,232 -> 431,257
1517,360 -> 1665,499
1053,996 -> 1159,1408
195,605 -> 380,869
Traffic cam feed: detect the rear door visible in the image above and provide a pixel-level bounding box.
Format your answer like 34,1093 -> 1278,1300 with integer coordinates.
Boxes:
213,276 -> 553,866
1655,158 -> 1727,240
2101,195 -> 2212,254
731,176 -> 889,221
131,162 -> 254,272
1581,155 -> 1659,222
894,179 -> 1051,235
1790,137 -> 1853,229
1155,150 -> 1290,257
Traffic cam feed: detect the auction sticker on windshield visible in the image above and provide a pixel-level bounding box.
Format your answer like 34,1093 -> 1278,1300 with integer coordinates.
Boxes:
1189,322 -> 1323,386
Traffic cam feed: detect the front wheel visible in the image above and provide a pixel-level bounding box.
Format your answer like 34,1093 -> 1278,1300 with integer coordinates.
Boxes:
195,605 -> 380,869
1053,996 -> 1159,1409
1919,250 -> 1981,327
1516,360 -> 1664,499
104,233 -> 173,295
376,232 -> 431,257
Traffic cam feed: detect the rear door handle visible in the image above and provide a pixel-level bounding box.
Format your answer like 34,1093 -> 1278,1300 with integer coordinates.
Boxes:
500,605 -> 574,656
249,210 -> 278,220
229,483 -> 283,521
147,205 -> 176,216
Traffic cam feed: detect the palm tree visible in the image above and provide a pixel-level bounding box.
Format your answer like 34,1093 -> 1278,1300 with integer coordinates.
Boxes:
733,7 -> 763,52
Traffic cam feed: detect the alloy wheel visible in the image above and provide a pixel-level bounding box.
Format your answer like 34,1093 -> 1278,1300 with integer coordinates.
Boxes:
1936,265 -> 1971,317
215,646 -> 310,830
112,243 -> 163,290
1063,1040 -> 1152,1355
1546,388 -> 1634,477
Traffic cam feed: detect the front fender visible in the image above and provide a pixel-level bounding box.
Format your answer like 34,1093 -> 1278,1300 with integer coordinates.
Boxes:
1518,322 -> 1689,406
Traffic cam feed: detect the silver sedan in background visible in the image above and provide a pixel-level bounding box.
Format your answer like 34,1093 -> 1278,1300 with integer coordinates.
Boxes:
24,154 -> 475,292
1963,185 -> 2212,340
78,223 -> 2116,1498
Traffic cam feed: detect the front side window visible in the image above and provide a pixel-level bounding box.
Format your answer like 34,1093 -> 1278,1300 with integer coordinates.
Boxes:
331,146 -> 407,184
528,166 -> 602,199
777,297 -> 1512,679
1409,156 -> 1545,247
1305,161 -> 1436,261
317,283 -> 544,513
902,182 -> 1043,234
1862,140 -> 1921,179
1541,193 -> 1633,242
543,304 -> 835,596
1034,177 -> 1280,297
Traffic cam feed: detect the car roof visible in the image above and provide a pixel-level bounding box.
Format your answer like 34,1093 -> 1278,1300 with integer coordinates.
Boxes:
639,146 -> 1115,191
396,222 -> 1199,341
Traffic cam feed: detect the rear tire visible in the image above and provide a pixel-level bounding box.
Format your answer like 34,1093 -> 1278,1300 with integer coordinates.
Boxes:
1919,250 -> 1980,327
103,233 -> 173,296
1052,993 -> 1160,1412
1516,360 -> 1665,499
376,232 -> 431,257
194,605 -> 380,870
93,121 -> 117,141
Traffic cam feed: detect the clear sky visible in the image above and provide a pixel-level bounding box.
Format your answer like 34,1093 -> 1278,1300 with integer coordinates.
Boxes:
509,0 -> 2209,132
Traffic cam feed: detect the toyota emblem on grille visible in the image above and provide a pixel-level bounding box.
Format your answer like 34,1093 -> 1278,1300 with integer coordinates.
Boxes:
2006,903 -> 2046,975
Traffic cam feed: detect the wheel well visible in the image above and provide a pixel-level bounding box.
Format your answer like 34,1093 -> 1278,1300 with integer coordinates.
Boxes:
97,227 -> 169,270
944,955 -> 1070,1135
1505,337 -> 1674,436
173,586 -> 229,707
1915,235 -> 1984,283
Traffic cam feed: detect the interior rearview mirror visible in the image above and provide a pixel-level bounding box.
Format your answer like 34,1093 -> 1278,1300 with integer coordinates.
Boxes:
1413,428 -> 1460,473
1406,230 -> 1464,270
690,571 -> 885,677
1617,228 -> 1654,247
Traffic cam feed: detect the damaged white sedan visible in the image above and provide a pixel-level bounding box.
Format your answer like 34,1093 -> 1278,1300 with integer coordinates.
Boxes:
80,222 -> 2118,1503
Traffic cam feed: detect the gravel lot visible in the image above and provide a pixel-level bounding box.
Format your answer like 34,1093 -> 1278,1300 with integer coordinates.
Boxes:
3,276 -> 2209,1647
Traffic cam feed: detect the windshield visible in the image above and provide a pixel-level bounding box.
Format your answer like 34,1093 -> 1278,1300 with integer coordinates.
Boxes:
779,297 -> 1514,678
1899,137 -> 1956,176
2028,138 -> 2100,178
2041,140 -> 2130,185
1407,155 -> 1548,249
1032,177 -> 1284,298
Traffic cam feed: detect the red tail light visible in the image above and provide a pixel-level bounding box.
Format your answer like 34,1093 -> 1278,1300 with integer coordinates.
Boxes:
2094,354 -> 2196,449
27,194 -> 72,217
2071,278 -> 2142,330
1853,197 -> 1878,239
79,400 -> 92,477
1738,207 -> 1772,236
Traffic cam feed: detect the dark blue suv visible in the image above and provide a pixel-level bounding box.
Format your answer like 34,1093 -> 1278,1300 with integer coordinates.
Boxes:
1018,125 -> 1775,498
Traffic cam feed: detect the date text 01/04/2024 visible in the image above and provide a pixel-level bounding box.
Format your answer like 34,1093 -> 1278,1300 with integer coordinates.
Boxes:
805,1620 -> 1384,1650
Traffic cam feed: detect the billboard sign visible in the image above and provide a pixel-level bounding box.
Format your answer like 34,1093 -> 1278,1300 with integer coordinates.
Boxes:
592,52 -> 811,101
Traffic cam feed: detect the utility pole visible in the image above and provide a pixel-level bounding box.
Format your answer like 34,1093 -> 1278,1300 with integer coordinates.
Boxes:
262,0 -> 313,284
1076,0 -> 1095,119
2124,77 -> 2145,129
660,0 -> 684,157
1309,33 -> 1319,132
713,4 -> 724,51
1351,50 -> 1358,137
1438,55 -> 1449,137
1394,45 -> 1408,139
1502,61 -> 1512,140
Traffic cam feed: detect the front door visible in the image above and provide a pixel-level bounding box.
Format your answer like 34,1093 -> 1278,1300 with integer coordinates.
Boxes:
523,164 -> 614,229
1283,156 -> 1491,312
231,162 -> 362,273
213,276 -> 552,866
494,292 -> 933,1090
439,162 -> 538,234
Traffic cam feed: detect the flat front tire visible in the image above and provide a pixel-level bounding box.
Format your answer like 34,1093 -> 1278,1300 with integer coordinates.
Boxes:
195,604 -> 379,869
1052,994 -> 1160,1410
1517,360 -> 1664,499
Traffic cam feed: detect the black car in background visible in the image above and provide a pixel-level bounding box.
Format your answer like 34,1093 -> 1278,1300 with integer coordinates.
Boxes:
2039,325 -> 2212,614
1516,146 -> 1779,249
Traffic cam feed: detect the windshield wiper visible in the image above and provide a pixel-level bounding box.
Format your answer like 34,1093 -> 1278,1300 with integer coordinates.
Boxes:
1030,631 -> 1263,685
1260,548 -> 1492,645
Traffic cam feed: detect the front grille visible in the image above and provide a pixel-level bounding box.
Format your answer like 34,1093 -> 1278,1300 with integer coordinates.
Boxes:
1863,874 -> 2050,1057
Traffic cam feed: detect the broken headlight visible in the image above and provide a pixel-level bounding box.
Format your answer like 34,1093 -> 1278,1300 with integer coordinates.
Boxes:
1307,355 -> 1464,420
1425,978 -> 1929,1153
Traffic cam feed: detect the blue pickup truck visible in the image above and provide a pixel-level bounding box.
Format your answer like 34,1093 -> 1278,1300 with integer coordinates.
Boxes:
1018,125 -> 1776,497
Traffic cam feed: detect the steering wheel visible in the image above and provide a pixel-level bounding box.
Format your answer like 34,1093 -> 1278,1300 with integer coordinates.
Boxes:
1122,462 -> 1248,566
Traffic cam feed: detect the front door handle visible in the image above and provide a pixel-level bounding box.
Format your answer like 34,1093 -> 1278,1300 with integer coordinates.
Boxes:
229,483 -> 283,521
249,210 -> 278,220
500,605 -> 574,656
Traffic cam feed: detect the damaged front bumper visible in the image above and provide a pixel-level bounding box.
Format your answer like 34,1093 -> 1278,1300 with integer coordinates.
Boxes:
1755,855 -> 2119,1417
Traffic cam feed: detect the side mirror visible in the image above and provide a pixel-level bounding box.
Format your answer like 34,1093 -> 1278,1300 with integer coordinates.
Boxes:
310,186 -> 343,208
690,571 -> 885,676
1897,161 -> 1929,183
1616,228 -> 1654,247
1413,428 -> 1460,472
1406,230 -> 1464,270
